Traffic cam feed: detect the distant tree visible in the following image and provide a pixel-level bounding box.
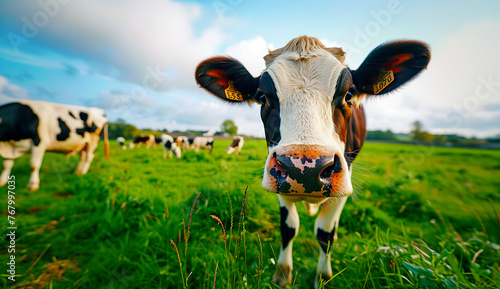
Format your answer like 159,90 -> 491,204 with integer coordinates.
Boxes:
116,118 -> 126,125
108,119 -> 139,139
410,120 -> 425,142
433,134 -> 448,143
221,119 -> 238,135
366,129 -> 397,141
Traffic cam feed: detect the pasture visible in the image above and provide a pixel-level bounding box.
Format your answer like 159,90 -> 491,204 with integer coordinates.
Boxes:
1,140 -> 499,288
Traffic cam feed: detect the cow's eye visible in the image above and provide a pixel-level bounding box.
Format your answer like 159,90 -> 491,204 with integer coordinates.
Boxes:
345,91 -> 353,106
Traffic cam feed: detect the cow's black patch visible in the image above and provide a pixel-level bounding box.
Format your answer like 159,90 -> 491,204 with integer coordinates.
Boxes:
332,154 -> 342,174
79,112 -> 88,122
89,122 -> 97,133
76,111 -> 99,137
68,111 -> 77,119
316,225 -> 337,254
280,206 -> 296,249
259,72 -> 281,148
56,118 -> 70,141
231,138 -> 240,148
155,137 -> 162,144
270,164 -> 289,194
0,103 -> 40,146
164,140 -> 172,149
188,138 -> 194,145
134,136 -> 149,143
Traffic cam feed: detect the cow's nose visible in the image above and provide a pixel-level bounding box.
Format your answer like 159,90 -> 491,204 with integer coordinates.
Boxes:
273,151 -> 342,194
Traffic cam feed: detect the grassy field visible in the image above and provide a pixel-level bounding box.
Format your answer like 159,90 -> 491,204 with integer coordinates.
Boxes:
1,140 -> 499,288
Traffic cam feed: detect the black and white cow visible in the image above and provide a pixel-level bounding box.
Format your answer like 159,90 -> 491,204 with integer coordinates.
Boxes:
226,136 -> 244,155
191,136 -> 214,153
116,137 -> 126,150
0,100 -> 109,191
196,36 -> 430,287
161,133 -> 181,159
174,136 -> 190,151
132,134 -> 155,149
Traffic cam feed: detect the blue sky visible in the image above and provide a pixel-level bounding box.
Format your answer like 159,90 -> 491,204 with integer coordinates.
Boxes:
1,0 -> 499,137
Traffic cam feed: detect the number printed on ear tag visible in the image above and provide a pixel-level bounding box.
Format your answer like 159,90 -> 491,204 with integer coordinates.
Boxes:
373,69 -> 394,94
225,81 -> 243,101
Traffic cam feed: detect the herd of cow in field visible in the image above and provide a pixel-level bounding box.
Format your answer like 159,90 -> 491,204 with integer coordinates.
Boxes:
0,36 -> 430,287
117,134 -> 245,159
0,98 -> 245,191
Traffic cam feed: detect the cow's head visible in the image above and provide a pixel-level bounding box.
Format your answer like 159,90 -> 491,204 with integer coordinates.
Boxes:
196,36 -> 430,204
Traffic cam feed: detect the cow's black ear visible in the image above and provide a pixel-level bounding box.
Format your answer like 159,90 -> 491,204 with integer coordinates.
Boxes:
352,41 -> 430,95
195,57 -> 259,103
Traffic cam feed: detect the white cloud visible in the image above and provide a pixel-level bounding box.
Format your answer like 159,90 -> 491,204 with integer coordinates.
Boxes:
0,75 -> 30,104
224,36 -> 274,76
0,0 -> 226,90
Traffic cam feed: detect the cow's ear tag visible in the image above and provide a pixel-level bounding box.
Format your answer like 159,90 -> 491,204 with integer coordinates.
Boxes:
373,69 -> 394,94
225,81 -> 243,101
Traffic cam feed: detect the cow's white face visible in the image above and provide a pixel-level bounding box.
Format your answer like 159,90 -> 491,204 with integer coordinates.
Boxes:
259,48 -> 354,203
196,36 -> 430,204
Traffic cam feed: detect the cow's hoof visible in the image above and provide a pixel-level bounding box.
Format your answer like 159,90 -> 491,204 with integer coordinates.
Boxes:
0,180 -> 7,187
26,183 -> 39,191
272,264 -> 292,288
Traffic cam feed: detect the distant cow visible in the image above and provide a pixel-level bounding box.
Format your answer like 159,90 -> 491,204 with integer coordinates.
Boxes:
133,134 -> 155,149
191,136 -> 214,153
196,36 -> 430,287
116,137 -> 126,150
226,136 -> 244,155
161,134 -> 181,159
0,100 -> 110,191
174,136 -> 190,150
154,137 -> 162,148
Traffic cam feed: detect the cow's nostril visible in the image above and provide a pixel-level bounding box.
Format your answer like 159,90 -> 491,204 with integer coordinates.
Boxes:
320,165 -> 334,179
320,155 -> 342,180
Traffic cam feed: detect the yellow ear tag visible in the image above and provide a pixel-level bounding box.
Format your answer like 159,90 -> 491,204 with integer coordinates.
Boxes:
225,81 -> 243,101
373,69 -> 394,94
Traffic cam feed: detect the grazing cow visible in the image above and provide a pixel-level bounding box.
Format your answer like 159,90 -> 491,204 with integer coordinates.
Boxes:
174,136 -> 190,150
154,137 -> 162,148
116,137 -> 127,150
0,100 -> 110,191
133,134 -> 155,149
226,136 -> 244,155
161,133 -> 181,159
191,136 -> 214,153
196,36 -> 430,287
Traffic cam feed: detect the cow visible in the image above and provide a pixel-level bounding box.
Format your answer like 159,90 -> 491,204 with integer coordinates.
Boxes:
195,36 -> 430,287
132,134 -> 155,149
191,136 -> 214,153
154,137 -> 162,148
0,100 -> 110,191
174,136 -> 190,151
226,136 -> 244,155
161,133 -> 181,159
116,137 -> 126,150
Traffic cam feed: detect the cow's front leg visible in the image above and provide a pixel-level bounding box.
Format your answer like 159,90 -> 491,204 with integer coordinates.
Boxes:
314,197 -> 347,288
272,196 -> 299,287
0,159 -> 15,186
75,149 -> 87,175
27,146 -> 45,191
80,149 -> 95,174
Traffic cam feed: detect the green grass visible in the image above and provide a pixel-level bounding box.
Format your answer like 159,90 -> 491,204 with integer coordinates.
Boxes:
1,141 -> 499,288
